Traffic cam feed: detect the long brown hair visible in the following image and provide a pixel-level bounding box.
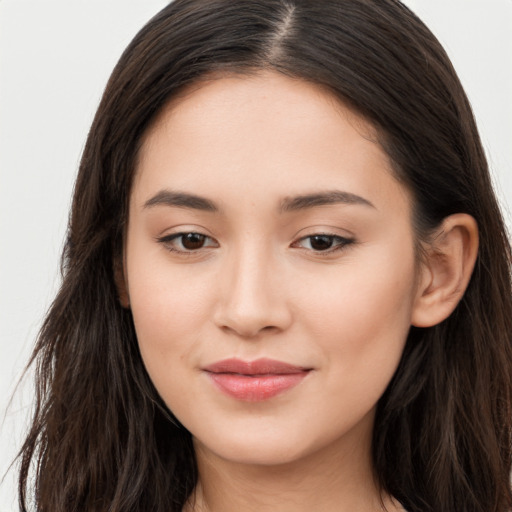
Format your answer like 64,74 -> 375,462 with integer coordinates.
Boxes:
18,1 -> 512,511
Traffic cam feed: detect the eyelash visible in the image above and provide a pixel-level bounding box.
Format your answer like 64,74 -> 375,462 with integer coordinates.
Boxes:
157,231 -> 355,257
292,233 -> 354,253
157,232 -> 218,254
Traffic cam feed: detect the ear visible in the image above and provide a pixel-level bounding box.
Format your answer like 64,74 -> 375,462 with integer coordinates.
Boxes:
411,213 -> 478,328
113,256 -> 130,309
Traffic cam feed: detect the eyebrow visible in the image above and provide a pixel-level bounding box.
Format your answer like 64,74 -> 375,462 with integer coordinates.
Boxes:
143,190 -> 218,212
143,189 -> 375,213
279,190 -> 375,212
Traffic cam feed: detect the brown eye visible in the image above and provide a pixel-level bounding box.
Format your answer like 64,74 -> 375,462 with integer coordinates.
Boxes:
309,235 -> 335,251
293,234 -> 354,253
158,232 -> 218,253
181,233 -> 207,250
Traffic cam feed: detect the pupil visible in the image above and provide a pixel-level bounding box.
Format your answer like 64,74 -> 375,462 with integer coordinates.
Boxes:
182,233 -> 205,250
310,235 -> 333,251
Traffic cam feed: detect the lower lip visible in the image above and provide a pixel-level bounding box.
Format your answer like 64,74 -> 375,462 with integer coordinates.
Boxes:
207,372 -> 309,401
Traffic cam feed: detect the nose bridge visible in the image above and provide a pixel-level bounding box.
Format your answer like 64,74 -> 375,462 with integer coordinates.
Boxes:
215,237 -> 290,337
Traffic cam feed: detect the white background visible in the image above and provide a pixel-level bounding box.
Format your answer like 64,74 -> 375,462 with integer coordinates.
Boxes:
1,1 -> 511,510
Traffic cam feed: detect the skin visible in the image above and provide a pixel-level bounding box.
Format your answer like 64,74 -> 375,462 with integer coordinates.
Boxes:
121,71 -> 477,511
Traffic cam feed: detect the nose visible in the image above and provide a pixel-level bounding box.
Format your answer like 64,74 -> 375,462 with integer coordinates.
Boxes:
213,245 -> 293,338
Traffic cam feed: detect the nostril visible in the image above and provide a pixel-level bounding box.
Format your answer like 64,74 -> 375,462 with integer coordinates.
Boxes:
219,323 -> 280,339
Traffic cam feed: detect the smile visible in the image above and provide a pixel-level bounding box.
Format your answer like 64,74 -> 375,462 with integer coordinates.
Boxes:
203,358 -> 311,401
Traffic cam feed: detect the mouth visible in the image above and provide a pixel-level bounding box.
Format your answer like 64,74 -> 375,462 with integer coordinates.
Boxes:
203,358 -> 312,401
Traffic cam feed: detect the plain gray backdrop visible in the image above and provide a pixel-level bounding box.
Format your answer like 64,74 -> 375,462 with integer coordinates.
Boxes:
1,1 -> 511,510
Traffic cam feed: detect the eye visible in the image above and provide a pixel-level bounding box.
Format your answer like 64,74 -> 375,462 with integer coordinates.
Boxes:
293,234 -> 354,253
158,232 -> 218,253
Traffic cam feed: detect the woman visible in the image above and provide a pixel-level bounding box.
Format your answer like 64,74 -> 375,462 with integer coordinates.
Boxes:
18,1 -> 512,511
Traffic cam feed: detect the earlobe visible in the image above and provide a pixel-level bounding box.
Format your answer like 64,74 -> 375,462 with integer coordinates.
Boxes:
114,256 -> 131,309
411,213 -> 478,328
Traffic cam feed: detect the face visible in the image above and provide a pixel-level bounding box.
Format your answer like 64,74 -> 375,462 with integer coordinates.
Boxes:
124,71 -> 421,467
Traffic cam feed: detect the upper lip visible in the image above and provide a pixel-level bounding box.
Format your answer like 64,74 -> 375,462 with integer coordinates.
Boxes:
203,358 -> 310,375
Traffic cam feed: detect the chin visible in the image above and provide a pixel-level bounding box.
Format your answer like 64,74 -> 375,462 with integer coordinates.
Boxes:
191,419 -> 353,468
198,438 -> 313,467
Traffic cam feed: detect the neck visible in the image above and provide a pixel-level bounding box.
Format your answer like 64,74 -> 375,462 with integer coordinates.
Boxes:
184,414 -> 402,512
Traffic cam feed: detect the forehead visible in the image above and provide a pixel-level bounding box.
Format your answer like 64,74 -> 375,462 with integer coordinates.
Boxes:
133,70 -> 410,216
142,70 -> 378,152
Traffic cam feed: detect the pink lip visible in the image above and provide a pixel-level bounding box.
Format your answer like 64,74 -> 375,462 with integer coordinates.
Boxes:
203,358 -> 311,401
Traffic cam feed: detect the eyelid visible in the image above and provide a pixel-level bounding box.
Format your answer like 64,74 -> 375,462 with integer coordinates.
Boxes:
154,226 -> 355,256
156,230 -> 219,254
291,231 -> 356,255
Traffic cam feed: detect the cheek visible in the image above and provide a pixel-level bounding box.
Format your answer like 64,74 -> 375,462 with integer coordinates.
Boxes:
129,280 -> 212,408
295,247 -> 416,384
126,247 -> 214,381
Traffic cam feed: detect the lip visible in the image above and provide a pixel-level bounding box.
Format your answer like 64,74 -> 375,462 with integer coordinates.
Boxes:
203,358 -> 311,401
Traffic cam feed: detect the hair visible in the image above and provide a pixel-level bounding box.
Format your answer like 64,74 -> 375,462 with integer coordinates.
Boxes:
17,1 -> 512,511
